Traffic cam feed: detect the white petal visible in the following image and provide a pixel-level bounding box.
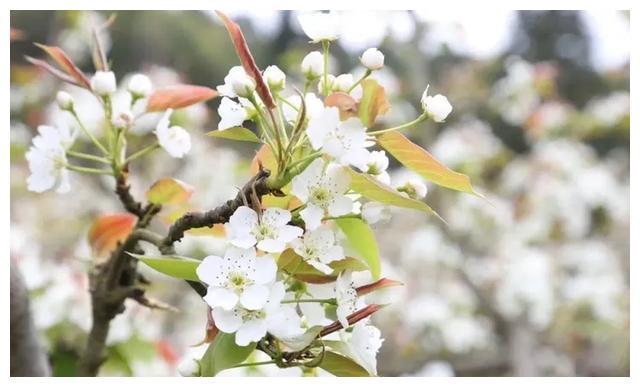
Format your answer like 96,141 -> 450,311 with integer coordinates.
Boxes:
249,255 -> 277,284
300,302 -> 326,326
308,260 -> 334,275
326,163 -> 351,194
196,255 -> 226,286
328,195 -> 353,217
240,284 -> 269,310
267,306 -> 303,338
291,158 -> 325,202
257,238 -> 286,253
218,97 -> 248,130
307,107 -> 339,150
300,204 -> 324,230
203,287 -> 239,310
264,282 -> 286,311
277,225 -> 304,243
212,307 -> 242,333
320,245 -> 344,264
235,319 -> 267,346
261,207 -> 291,227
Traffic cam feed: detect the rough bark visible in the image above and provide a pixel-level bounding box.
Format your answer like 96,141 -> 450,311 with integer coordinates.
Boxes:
10,260 -> 50,377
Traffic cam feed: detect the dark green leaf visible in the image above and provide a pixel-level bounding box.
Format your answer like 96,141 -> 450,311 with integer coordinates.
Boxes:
319,351 -> 369,377
200,333 -> 256,376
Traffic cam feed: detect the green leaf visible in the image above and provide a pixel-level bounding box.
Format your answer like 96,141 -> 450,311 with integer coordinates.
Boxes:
129,253 -> 201,281
278,249 -> 369,284
358,79 -> 390,127
319,351 -> 369,377
346,168 -> 444,221
206,126 -> 261,143
200,333 -> 256,376
334,218 -> 381,279
278,326 -> 323,351
378,131 -> 481,196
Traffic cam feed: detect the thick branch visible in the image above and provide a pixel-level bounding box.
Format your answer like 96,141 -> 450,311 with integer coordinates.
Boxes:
159,168 -> 273,253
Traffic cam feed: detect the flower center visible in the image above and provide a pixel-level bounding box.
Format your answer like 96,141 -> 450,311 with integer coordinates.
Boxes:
254,223 -> 276,240
309,187 -> 331,207
227,272 -> 251,291
240,308 -> 266,322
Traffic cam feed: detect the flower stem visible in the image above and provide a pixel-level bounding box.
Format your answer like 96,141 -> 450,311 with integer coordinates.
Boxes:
322,40 -> 330,96
369,111 -> 429,136
347,69 -> 372,93
66,150 -> 111,164
70,110 -> 109,155
125,143 -> 160,163
65,164 -> 113,175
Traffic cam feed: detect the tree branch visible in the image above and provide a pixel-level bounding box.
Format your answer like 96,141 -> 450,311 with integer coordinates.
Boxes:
159,168 -> 273,253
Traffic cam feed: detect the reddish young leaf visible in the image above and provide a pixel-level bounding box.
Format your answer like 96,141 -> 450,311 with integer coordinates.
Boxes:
147,85 -> 218,112
215,11 -> 275,109
34,43 -> 91,89
325,92 -> 358,120
250,144 -> 278,175
146,177 -> 194,205
320,304 -> 385,337
358,79 -> 390,127
25,56 -> 78,85
88,213 -> 136,259
356,277 -> 404,296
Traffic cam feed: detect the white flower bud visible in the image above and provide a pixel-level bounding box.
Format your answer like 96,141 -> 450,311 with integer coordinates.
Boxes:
396,178 -> 428,199
231,73 -> 256,98
361,48 -> 384,70
127,74 -> 153,98
421,88 -> 453,122
90,71 -> 117,96
334,74 -> 353,92
56,91 -> 74,111
301,51 -> 324,79
317,74 -> 336,94
177,357 -> 200,377
263,65 -> 286,91
362,202 -> 392,225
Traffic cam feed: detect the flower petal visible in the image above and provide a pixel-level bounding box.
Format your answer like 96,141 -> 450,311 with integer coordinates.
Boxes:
249,255 -> 277,284
300,204 -> 324,230
235,319 -> 267,346
240,284 -> 269,310
212,307 -> 242,333
203,287 -> 239,310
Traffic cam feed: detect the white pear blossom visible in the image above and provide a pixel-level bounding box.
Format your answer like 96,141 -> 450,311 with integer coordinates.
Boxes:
155,109 -> 191,158
301,51 -> 324,79
56,91 -> 74,111
263,65 -> 286,91
217,66 -> 255,98
282,93 -> 324,123
344,322 -> 384,376
360,48 -> 385,70
298,12 -> 339,42
361,202 -> 392,225
291,159 -> 353,230
212,282 -> 302,346
217,97 -> 250,130
362,150 -> 390,184
296,283 -> 335,326
421,87 -> 453,122
127,74 -> 153,98
317,74 -> 336,94
226,206 -> 303,253
90,70 -> 117,96
334,74 -> 354,92
196,246 -> 277,311
336,270 -> 362,328
306,107 -> 373,170
25,125 -> 75,194
292,228 -> 344,275
396,178 -> 428,199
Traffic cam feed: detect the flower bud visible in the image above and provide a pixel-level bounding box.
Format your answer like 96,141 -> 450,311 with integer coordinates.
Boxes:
334,74 -> 353,92
317,74 -> 336,94
263,65 -> 286,92
360,48 -> 384,70
90,71 -> 117,96
301,51 -> 324,79
231,73 -> 256,98
127,74 -> 152,98
56,91 -> 74,111
362,202 -> 391,225
421,88 -> 453,122
396,178 -> 428,199
112,110 -> 133,130
177,357 -> 200,377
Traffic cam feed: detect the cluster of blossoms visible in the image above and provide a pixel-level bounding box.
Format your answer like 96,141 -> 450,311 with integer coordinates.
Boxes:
23,10 -> 463,377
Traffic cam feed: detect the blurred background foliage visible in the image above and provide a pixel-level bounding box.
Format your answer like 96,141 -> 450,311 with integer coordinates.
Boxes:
10,10 -> 629,376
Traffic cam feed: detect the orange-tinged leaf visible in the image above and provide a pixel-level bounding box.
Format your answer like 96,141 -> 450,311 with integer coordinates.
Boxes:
216,11 -> 275,109
356,277 -> 404,296
325,92 -> 358,120
146,177 -> 194,205
250,144 -> 278,175
147,85 -> 217,112
378,131 -> 481,196
88,213 -> 136,259
34,43 -> 91,89
358,79 -> 390,127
